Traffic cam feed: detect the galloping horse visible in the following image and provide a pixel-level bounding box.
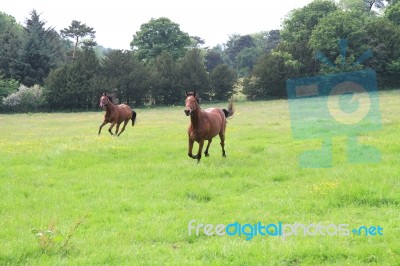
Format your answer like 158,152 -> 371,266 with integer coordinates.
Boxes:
184,91 -> 234,163
98,93 -> 137,136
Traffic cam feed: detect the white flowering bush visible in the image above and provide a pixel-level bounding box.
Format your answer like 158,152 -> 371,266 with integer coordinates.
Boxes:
2,84 -> 45,112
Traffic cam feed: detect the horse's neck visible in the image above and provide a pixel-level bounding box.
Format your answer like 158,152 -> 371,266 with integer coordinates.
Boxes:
190,108 -> 204,127
106,102 -> 117,112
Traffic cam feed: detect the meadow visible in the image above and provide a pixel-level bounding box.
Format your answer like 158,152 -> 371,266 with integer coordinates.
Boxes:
0,90 -> 399,265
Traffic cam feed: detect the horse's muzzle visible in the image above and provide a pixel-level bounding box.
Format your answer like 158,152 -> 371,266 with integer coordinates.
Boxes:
184,109 -> 191,116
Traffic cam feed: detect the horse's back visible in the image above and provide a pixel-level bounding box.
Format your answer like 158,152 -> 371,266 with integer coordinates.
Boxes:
205,108 -> 225,120
117,104 -> 132,120
204,108 -> 226,136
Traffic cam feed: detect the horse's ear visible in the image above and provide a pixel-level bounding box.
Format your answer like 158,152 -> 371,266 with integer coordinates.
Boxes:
193,91 -> 197,97
185,91 -> 188,96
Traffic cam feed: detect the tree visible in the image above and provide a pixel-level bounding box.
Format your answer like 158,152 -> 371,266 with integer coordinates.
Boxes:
224,34 -> 255,69
150,51 -> 180,105
45,48 -> 100,110
339,0 -> 388,12
365,16 -> 400,87
13,10 -> 66,87
308,7 -> 400,87
210,64 -> 237,101
236,47 -> 260,77
205,47 -> 224,72
44,64 -> 70,109
0,74 -> 19,99
385,1 -> 400,25
179,48 -> 210,100
61,20 -> 96,60
264,30 -> 281,53
280,0 -> 338,76
101,50 -> 150,106
0,12 -> 24,80
251,30 -> 281,55
190,36 -> 205,48
243,51 -> 300,99
365,0 -> 387,10
70,48 -> 101,108
131,17 -> 191,63
309,10 -> 371,74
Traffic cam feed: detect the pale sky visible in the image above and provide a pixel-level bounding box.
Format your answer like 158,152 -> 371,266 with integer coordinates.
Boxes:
0,0 -> 314,50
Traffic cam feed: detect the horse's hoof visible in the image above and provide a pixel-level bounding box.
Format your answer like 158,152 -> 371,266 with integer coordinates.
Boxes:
204,153 -> 209,157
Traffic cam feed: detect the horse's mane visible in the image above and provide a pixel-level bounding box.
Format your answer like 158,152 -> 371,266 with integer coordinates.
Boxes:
107,95 -> 113,104
102,93 -> 114,104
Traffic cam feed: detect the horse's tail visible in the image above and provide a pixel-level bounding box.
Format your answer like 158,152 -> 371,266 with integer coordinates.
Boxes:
131,110 -> 137,126
222,99 -> 234,118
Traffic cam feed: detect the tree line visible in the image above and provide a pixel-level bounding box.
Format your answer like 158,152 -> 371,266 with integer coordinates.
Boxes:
1,0 -> 400,112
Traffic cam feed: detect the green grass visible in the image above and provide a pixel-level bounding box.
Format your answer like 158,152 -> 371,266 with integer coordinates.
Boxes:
0,90 -> 399,265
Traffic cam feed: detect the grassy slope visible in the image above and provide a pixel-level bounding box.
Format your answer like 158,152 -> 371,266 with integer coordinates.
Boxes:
0,90 -> 399,265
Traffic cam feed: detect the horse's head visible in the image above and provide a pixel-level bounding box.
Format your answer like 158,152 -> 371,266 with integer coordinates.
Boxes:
184,91 -> 199,116
99,93 -> 112,108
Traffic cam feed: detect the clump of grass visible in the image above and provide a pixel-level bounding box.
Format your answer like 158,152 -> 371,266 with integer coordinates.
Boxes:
31,224 -> 59,253
32,217 -> 85,254
186,192 -> 212,203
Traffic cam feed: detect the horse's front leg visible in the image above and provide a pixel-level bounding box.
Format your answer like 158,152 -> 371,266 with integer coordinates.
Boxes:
108,122 -> 116,136
98,120 -> 108,135
188,136 -> 195,159
194,139 -> 205,163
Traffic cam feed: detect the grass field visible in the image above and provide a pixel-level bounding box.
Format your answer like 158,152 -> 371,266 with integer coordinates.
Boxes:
0,90 -> 399,265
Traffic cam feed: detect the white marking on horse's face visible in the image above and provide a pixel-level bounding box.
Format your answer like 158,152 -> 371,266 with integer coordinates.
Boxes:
99,96 -> 109,108
184,96 -> 198,116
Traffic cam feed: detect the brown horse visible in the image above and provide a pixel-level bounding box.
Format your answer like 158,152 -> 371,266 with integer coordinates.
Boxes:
98,93 -> 137,136
184,91 -> 234,163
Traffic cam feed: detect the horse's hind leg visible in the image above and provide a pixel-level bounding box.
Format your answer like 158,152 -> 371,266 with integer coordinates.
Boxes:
219,132 -> 226,157
117,120 -> 129,136
115,122 -> 121,136
204,139 -> 212,157
108,122 -> 116,136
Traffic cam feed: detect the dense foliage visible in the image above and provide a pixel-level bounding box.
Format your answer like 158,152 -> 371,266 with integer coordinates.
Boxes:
0,0 -> 399,112
244,0 -> 400,98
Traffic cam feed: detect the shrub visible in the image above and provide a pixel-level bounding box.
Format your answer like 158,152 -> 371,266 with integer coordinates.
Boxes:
2,84 -> 45,112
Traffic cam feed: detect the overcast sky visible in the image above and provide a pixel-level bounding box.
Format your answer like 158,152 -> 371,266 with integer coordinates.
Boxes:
1,0 -> 314,50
